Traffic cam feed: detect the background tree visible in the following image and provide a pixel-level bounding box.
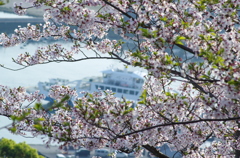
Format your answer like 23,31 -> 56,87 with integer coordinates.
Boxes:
0,1 -> 5,6
0,0 -> 240,158
0,138 -> 44,158
0,0 -> 9,5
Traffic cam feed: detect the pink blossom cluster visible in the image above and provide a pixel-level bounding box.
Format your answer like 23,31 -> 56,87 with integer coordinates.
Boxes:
13,2 -> 27,15
15,43 -> 78,66
49,85 -> 77,101
0,85 -> 44,116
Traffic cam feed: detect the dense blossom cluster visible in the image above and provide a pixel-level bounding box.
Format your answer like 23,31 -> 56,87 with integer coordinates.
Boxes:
49,85 -> 77,100
0,86 -> 44,116
15,43 -> 78,66
0,0 -> 240,157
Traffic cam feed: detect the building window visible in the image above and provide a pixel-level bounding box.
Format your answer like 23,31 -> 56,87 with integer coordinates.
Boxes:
103,74 -> 111,78
99,86 -> 104,90
123,89 -> 128,94
115,81 -> 120,86
135,78 -> 143,83
130,90 -> 134,95
117,89 -> 122,93
111,87 -> 116,92
135,91 -> 139,95
105,87 -> 110,90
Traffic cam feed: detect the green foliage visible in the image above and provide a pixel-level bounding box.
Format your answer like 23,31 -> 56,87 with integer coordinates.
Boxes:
50,95 -> 71,110
34,103 -> 44,111
139,28 -> 159,38
0,0 -> 9,5
61,6 -> 71,12
181,20 -> 190,29
131,50 -> 149,61
138,89 -> 147,104
227,79 -> 240,90
0,1 -> 5,5
0,138 -> 44,158
199,48 -> 225,68
174,36 -> 186,45
8,127 -> 17,133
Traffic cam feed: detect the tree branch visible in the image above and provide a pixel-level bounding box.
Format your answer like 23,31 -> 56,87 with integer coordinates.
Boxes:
143,144 -> 170,158
0,56 -> 124,71
0,123 -> 12,130
118,117 -> 240,138
175,43 -> 201,57
102,0 -> 133,19
185,76 -> 217,99
111,52 -> 131,65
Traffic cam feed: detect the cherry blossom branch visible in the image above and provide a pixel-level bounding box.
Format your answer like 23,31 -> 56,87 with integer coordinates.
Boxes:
118,117 -> 240,138
110,52 -> 130,65
102,0 -> 133,19
175,43 -> 200,56
185,76 -> 217,99
0,57 -> 123,71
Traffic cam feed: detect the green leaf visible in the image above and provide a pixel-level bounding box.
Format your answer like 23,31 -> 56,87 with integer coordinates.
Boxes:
216,48 -> 224,55
0,1 -> 5,5
175,36 -> 186,45
139,28 -> 152,38
96,14 -> 105,18
210,32 -> 216,36
174,62 -> 181,66
174,116 -> 179,122
178,36 -> 186,40
181,96 -> 187,99
62,6 -> 71,11
165,55 -> 173,65
10,115 -> 18,121
37,118 -> 45,121
200,74 -> 210,79
152,30 -> 158,38
34,102 -> 43,110
160,17 -> 168,22
122,108 -> 134,115
33,124 -> 43,131
9,127 -> 17,133
181,20 -> 190,28
165,92 -> 172,97
139,89 -> 147,104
